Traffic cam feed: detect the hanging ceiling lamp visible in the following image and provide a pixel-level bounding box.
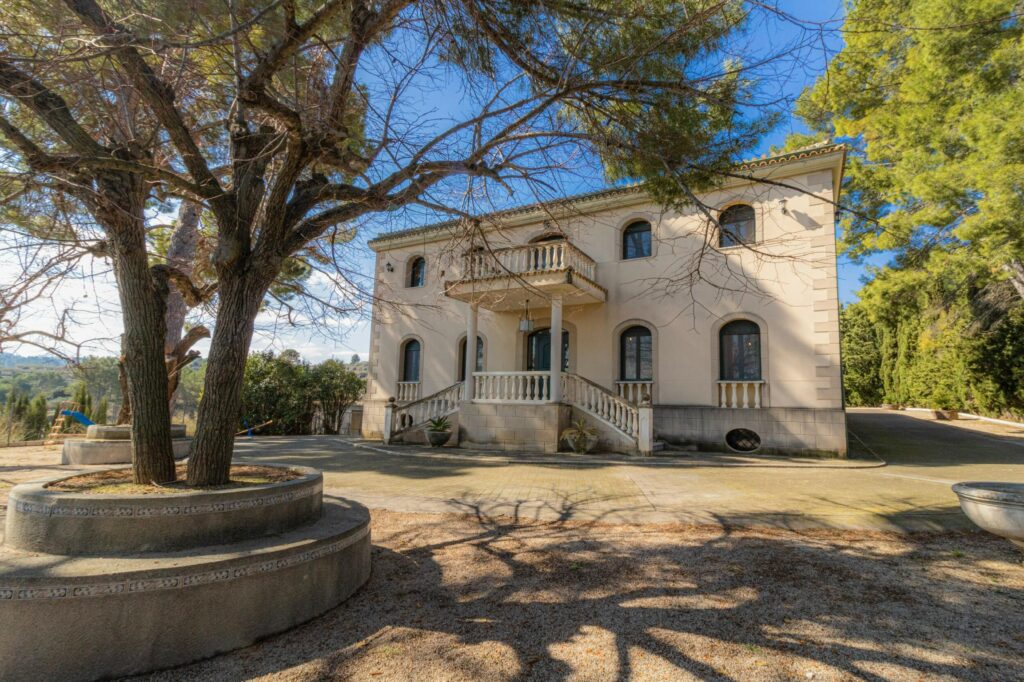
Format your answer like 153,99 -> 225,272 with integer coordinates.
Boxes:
519,299 -> 535,333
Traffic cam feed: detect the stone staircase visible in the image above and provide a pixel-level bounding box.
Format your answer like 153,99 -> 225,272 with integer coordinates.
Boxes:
384,373 -> 655,454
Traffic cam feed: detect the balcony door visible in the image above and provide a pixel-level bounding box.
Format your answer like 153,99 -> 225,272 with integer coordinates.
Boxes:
526,327 -> 569,372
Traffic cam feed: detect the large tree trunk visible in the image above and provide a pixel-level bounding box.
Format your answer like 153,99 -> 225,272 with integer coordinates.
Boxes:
187,272 -> 266,485
1005,260 -> 1024,300
164,201 -> 202,415
164,201 -> 201,352
103,183 -> 176,484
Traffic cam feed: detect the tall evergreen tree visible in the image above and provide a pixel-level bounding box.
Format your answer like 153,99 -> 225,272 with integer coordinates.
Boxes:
795,0 -> 1023,292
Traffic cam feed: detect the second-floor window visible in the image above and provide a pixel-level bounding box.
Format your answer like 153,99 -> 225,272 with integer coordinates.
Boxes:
719,205 -> 756,248
408,256 -> 426,287
622,221 -> 652,259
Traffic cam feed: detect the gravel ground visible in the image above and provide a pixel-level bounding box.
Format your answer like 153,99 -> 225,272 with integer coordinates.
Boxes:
139,509 -> 1024,682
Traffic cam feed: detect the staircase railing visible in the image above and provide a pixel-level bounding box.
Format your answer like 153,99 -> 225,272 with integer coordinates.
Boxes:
561,373 -> 640,439
387,381 -> 464,441
472,371 -> 551,402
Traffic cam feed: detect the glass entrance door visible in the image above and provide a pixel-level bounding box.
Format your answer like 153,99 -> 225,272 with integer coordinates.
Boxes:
526,328 -> 569,371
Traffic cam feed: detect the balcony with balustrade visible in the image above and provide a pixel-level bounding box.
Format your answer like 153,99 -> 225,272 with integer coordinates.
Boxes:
444,240 -> 606,312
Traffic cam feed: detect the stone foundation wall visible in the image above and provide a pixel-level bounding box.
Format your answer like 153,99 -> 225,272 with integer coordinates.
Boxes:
360,399 -> 388,439
654,406 -> 847,457
458,401 -> 570,453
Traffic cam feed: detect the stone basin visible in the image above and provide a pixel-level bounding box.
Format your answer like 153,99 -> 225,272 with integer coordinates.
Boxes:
62,424 -> 190,465
951,482 -> 1024,547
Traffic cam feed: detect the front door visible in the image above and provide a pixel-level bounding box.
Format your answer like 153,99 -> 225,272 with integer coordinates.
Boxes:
526,328 -> 569,371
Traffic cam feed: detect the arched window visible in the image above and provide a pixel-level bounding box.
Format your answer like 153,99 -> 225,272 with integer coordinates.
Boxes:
407,257 -> 426,287
622,221 -> 652,259
718,205 -> 756,247
719,320 -> 761,380
401,339 -> 421,382
458,335 -> 484,381
619,326 -> 653,381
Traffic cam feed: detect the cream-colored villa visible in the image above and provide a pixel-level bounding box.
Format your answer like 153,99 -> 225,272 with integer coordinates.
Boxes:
361,143 -> 848,457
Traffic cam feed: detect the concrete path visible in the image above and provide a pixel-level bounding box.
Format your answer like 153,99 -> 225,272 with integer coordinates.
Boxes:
4,408 -> 1023,531
229,408 -> 1024,531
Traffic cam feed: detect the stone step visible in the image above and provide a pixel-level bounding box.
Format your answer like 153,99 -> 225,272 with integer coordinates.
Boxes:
653,440 -> 698,453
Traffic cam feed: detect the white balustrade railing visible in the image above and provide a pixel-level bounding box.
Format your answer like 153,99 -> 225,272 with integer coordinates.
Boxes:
396,381 -> 420,402
472,371 -> 551,402
462,240 -> 597,282
562,373 -> 639,438
717,380 -> 766,408
392,382 -> 464,435
616,381 -> 654,405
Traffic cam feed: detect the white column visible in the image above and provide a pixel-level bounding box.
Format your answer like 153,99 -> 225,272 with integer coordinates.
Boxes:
382,397 -> 395,445
549,295 -> 562,403
464,301 -> 478,401
637,396 -> 653,456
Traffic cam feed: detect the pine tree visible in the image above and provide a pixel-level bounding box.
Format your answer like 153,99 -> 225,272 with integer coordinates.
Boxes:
95,397 -> 109,425
24,395 -> 50,440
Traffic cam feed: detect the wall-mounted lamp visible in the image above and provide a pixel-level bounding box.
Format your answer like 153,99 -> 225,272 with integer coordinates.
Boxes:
385,262 -> 394,272
779,199 -> 789,216
519,299 -> 535,333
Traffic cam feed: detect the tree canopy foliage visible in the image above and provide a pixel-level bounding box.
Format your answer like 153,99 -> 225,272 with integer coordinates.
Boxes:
842,254 -> 1024,416
791,0 -> 1024,415
795,0 -> 1023,290
0,0 -> 780,484
241,351 -> 364,435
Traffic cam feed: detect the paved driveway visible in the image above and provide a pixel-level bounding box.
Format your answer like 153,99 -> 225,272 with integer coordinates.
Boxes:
4,409 -> 1022,531
226,408 -> 1024,531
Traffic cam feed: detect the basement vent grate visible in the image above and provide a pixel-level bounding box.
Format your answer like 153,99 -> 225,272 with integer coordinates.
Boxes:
725,428 -> 761,453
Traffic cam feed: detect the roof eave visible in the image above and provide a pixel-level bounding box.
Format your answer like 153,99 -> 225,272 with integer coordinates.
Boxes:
368,144 -> 846,251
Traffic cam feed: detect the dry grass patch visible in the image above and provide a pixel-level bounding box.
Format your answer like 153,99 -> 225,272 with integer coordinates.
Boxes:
47,464 -> 300,494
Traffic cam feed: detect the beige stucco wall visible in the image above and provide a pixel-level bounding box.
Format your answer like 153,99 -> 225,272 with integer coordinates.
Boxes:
362,151 -> 845,446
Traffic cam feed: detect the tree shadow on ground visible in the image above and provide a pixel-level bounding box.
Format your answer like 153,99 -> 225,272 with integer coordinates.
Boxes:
141,494 -> 1024,682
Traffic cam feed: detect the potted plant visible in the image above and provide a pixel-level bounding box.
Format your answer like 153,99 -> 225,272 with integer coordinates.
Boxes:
426,416 -> 452,447
930,387 -> 959,420
561,419 -> 598,454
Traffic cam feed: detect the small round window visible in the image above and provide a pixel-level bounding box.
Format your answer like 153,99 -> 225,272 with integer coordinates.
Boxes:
726,428 -> 761,452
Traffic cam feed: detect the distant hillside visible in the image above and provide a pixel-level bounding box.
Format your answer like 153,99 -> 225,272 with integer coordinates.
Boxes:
349,360 -> 369,379
0,353 -> 66,368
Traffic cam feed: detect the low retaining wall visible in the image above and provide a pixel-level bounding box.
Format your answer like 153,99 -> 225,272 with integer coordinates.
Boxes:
0,499 -> 371,681
654,406 -> 847,457
458,401 -> 570,453
5,465 -> 324,555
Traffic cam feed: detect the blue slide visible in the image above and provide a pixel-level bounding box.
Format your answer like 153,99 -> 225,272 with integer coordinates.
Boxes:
61,410 -> 95,427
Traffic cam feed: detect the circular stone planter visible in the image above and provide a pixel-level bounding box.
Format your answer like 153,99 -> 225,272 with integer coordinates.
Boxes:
952,482 -> 1024,547
61,424 -> 191,465
0,469 -> 370,681
5,465 -> 323,555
